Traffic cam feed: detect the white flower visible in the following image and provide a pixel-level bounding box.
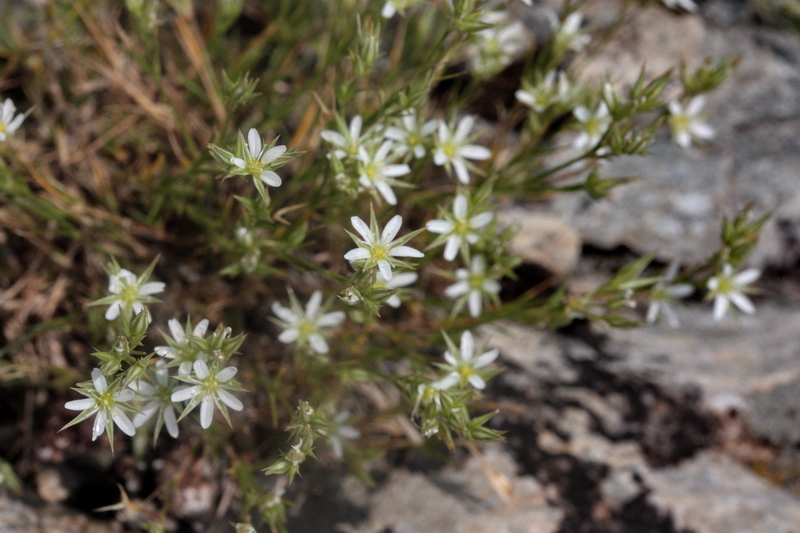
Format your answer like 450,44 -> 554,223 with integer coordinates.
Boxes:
552,12 -> 590,52
375,271 -> 418,308
444,255 -> 501,318
155,318 -> 211,376
471,12 -> 527,77
384,109 -> 438,159
668,96 -> 714,148
515,70 -> 573,113
64,368 -> 136,445
573,102 -> 611,151
426,193 -> 493,261
433,116 -> 492,184
272,290 -> 346,354
662,0 -> 698,12
99,268 -> 165,320
324,411 -> 361,459
0,98 -> 26,142
707,264 -> 760,321
230,128 -> 287,188
321,115 -> 364,160
646,262 -> 694,328
357,141 -> 411,206
344,213 -> 424,281
171,360 -> 244,429
437,331 -> 499,390
129,361 -> 180,440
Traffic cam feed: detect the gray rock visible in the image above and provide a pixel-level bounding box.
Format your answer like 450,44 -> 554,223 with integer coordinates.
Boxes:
555,9 -> 800,269
646,451 -> 800,533
340,444 -> 563,533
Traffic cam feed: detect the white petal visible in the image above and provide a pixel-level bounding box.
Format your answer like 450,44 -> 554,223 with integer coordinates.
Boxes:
386,272 -> 417,289
470,211 -> 493,228
691,122 -> 715,140
272,302 -> 297,323
105,302 -> 121,320
686,96 -> 705,115
390,246 -> 424,258
444,236 -> 461,261
133,402 -> 159,427
444,281 -> 469,298
139,282 -> 165,295
434,373 -> 459,391
112,408 -> 136,436
646,302 -> 660,325
729,292 -> 755,315
378,260 -> 393,281
351,216 -> 373,242
216,366 -> 238,383
193,319 -> 210,337
460,145 -> 491,161
376,181 -> 398,205
455,116 -> 475,141
279,329 -> 301,343
168,319 -> 184,340
713,296 -> 729,321
426,220 -> 453,234
200,397 -> 214,429
453,194 -> 468,219
515,90 -> 534,107
309,334 -> 330,354
92,368 -> 108,393
230,156 -> 246,169
573,106 -> 591,122
734,268 -> 760,286
344,248 -> 371,262
261,145 -> 287,164
318,311 -> 346,327
460,331 -> 475,361
116,389 -> 135,402
383,164 -> 411,178
171,385 -> 200,402
306,291 -> 323,318
453,160 -> 470,184
65,398 -> 97,411
474,348 -> 499,368
382,215 -> 403,243
381,2 -> 396,17
259,171 -> 282,187
320,130 -> 345,147
468,290 -> 483,317
247,128 -> 262,158
468,374 -> 487,390
193,360 -> 210,379
350,115 -> 363,140
218,389 -> 243,411
164,406 -> 179,438
433,149 -> 448,166
92,411 -> 107,440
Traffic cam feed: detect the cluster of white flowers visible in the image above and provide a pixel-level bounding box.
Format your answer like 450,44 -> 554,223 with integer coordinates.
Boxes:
64,270 -> 246,446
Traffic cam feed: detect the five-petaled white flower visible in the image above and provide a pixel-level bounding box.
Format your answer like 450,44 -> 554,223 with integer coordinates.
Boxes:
471,12 -> 527,77
0,98 -> 26,142
344,213 -> 424,281
323,411 -> 361,459
99,268 -> 165,320
384,109 -> 438,159
552,12 -> 591,52
357,141 -> 411,206
129,360 -> 181,440
63,368 -> 136,445
515,70 -> 573,113
668,96 -> 714,148
321,115 -> 365,160
646,262 -> 694,328
231,128 -> 287,188
573,102 -> 611,151
272,290 -> 346,354
444,255 -> 501,318
707,263 -> 760,322
426,193 -> 494,261
171,360 -> 244,429
436,331 -> 499,390
155,318 -> 211,376
433,116 -> 492,185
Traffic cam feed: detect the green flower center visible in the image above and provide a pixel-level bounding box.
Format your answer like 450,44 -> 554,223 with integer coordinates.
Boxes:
442,142 -> 458,159
246,160 -> 265,177
457,365 -> 474,380
468,273 -> 484,290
